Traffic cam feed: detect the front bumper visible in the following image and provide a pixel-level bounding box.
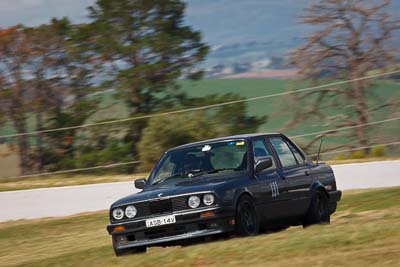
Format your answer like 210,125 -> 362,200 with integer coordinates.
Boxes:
107,206 -> 235,250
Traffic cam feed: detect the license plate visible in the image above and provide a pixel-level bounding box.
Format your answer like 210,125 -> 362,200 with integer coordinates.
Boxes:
145,215 -> 176,228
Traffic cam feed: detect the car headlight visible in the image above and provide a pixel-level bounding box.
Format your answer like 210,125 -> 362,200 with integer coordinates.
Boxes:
188,195 -> 200,208
203,194 -> 215,206
125,205 -> 137,218
112,208 -> 124,220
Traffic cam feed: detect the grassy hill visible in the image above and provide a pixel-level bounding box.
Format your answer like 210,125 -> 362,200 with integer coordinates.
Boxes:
0,78 -> 399,178
93,78 -> 400,134
0,187 -> 399,267
95,78 -> 400,152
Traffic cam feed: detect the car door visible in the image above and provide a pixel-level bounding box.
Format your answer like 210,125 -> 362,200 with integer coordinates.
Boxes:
268,136 -> 312,217
251,137 -> 291,221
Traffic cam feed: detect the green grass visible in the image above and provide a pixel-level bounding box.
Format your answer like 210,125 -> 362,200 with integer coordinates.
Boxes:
1,187 -> 400,267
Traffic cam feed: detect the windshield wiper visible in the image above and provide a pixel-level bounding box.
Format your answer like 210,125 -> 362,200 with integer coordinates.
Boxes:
189,168 -> 237,178
153,168 -> 238,185
151,171 -> 188,186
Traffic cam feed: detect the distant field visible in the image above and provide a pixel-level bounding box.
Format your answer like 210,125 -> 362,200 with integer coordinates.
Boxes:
0,187 -> 399,267
2,78 -> 399,139
1,78 -> 399,177
179,78 -> 400,139
89,78 -> 400,150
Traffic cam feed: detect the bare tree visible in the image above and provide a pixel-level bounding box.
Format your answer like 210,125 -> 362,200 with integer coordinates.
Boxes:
0,26 -> 34,174
0,22 -> 96,175
287,0 -> 400,151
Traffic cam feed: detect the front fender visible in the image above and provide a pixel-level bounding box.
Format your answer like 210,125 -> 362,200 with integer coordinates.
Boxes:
232,188 -> 254,210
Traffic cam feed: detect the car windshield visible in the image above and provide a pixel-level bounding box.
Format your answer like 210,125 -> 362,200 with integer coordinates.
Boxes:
150,140 -> 248,186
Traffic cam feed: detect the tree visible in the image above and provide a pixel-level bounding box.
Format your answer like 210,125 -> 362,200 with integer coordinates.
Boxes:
39,19 -> 100,170
287,0 -> 400,151
87,0 -> 208,154
23,21 -> 75,171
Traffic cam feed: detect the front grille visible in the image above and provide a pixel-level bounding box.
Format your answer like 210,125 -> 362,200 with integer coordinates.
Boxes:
135,202 -> 151,217
172,196 -> 189,211
149,199 -> 172,214
112,193 -> 216,222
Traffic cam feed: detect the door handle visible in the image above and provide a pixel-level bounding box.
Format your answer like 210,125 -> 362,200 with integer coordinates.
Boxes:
305,170 -> 310,176
281,175 -> 286,180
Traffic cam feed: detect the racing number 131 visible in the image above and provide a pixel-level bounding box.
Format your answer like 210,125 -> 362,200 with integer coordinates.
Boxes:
270,181 -> 279,197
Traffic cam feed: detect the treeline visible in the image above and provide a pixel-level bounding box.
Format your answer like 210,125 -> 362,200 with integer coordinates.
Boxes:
0,0 -> 266,175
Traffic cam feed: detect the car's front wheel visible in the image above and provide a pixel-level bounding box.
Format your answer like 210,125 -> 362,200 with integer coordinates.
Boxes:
236,195 -> 260,236
303,189 -> 330,227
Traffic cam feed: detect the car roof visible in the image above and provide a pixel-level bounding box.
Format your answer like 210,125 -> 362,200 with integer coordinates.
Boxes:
168,132 -> 281,152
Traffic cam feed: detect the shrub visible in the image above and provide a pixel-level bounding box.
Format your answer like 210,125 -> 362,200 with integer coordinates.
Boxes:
371,146 -> 385,157
349,150 -> 366,159
333,153 -> 348,160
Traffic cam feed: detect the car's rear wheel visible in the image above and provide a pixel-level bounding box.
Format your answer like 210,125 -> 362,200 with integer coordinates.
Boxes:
114,246 -> 147,257
303,189 -> 330,227
236,195 -> 260,236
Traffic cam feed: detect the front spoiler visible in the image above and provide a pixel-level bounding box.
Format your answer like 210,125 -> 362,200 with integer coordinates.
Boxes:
116,228 -> 227,250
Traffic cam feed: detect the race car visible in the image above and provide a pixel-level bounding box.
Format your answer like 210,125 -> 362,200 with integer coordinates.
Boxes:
107,133 -> 341,256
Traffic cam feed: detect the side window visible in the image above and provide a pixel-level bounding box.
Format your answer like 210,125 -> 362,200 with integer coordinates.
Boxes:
252,139 -> 276,169
288,142 -> 305,165
269,137 -> 297,167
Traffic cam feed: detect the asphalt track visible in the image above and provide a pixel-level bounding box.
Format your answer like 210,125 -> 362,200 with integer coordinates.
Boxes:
1,160 -> 399,222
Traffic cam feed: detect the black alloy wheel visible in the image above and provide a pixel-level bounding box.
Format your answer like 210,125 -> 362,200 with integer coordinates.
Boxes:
303,190 -> 330,227
236,195 -> 260,236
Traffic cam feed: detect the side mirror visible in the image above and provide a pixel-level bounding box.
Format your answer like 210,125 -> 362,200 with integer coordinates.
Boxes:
134,178 -> 147,190
254,157 -> 273,173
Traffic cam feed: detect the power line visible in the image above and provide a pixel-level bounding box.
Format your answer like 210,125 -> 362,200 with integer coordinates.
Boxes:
310,141 -> 400,157
2,110 -> 400,179
1,69 -> 399,139
290,116 -> 400,139
5,141 -> 400,180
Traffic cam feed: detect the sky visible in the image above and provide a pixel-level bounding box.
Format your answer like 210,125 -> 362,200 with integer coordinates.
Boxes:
0,0 -> 94,26
0,0 -> 309,47
0,0 -> 398,48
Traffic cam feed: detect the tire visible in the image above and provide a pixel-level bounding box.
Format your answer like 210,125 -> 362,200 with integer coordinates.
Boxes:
236,195 -> 260,236
303,189 -> 330,227
114,246 -> 147,257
